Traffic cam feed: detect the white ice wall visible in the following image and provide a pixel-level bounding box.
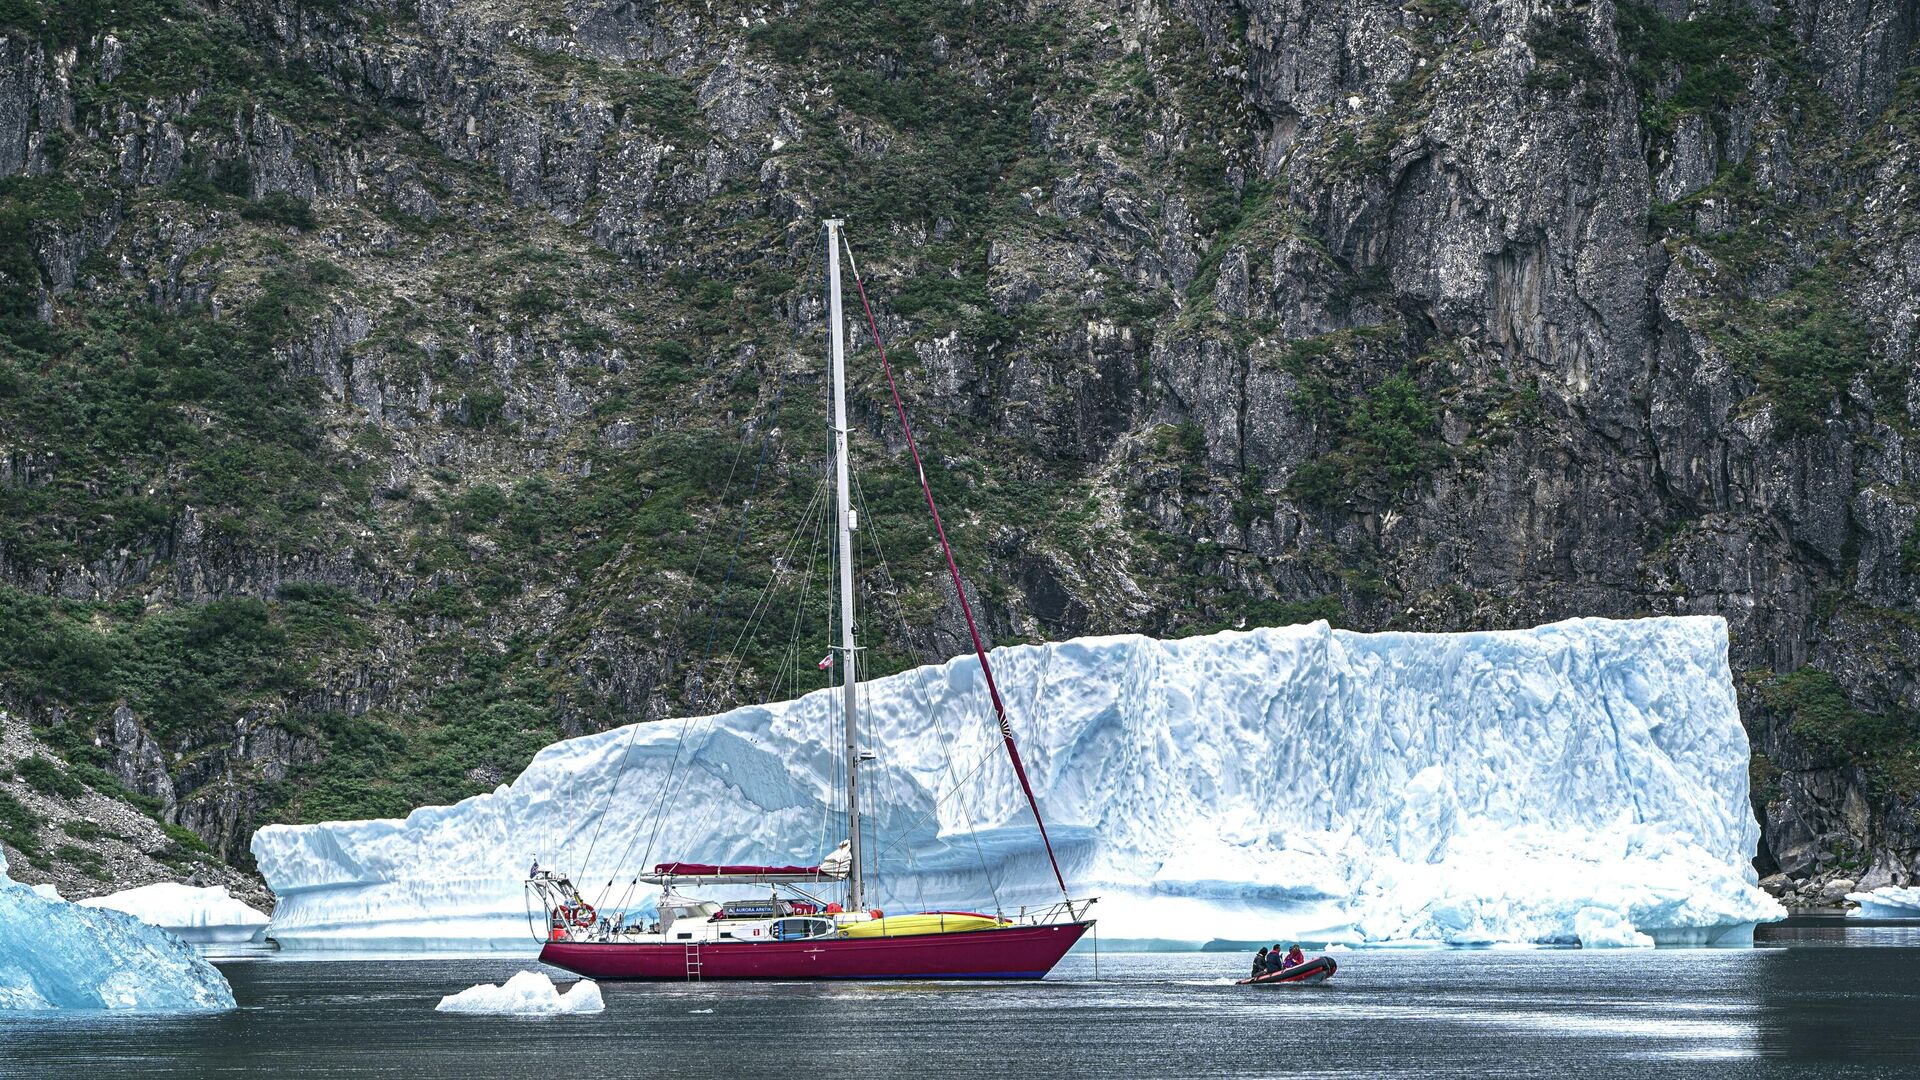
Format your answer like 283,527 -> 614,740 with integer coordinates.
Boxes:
79,883 -> 270,944
251,617 -> 1783,950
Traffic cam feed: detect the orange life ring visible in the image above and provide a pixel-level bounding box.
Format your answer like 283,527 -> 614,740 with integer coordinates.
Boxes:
571,904 -> 597,928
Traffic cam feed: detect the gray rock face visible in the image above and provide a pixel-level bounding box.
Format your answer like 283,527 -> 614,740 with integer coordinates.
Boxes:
0,36 -> 40,176
106,704 -> 177,818
0,0 -> 1917,888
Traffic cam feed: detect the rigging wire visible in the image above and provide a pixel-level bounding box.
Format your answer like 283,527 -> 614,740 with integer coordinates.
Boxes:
602,475 -> 835,921
595,475 -> 831,912
715,483 -> 831,695
575,418 -> 778,898
688,364 -> 796,708
849,470 -> 1005,915
784,510 -> 836,872
556,771 -> 577,876
561,357 -> 760,889
613,243 -> 850,912
869,743 -> 1003,867
584,231 -> 824,909
771,482 -> 832,706
840,231 -> 1072,900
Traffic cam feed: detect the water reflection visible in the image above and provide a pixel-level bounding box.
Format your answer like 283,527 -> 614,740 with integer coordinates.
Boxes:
0,926 -> 1916,1079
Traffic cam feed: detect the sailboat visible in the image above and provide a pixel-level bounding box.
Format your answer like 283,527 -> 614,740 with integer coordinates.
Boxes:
528,220 -> 1095,980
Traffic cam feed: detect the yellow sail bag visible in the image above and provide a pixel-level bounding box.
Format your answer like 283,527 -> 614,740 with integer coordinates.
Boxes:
838,912 -> 1008,938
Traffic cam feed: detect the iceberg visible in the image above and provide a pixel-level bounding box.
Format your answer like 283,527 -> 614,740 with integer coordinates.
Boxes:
435,971 -> 603,1014
78,883 -> 272,944
1846,886 -> 1920,918
252,617 -> 1783,950
0,849 -> 236,1011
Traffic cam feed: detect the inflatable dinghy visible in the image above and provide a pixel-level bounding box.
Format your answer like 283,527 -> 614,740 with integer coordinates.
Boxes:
1236,956 -> 1336,986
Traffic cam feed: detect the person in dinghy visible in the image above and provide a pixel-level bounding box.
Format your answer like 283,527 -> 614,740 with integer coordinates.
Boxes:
1237,942 -> 1337,986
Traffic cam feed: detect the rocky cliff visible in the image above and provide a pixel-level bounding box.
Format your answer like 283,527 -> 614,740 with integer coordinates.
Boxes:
0,0 -> 1914,903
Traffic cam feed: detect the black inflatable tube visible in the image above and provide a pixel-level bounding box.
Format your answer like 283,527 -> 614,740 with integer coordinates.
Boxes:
1236,955 -> 1337,985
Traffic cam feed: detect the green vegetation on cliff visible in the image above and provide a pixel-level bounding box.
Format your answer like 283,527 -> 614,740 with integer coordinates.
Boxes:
0,0 -> 1915,895
1755,669 -> 1920,798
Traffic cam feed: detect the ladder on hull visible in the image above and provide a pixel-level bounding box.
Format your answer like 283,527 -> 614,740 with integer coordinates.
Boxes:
684,942 -> 703,981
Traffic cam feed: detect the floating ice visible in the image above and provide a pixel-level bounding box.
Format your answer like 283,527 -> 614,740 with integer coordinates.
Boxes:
253,617 -> 1782,950
1846,886 -> 1920,918
0,849 -> 235,1011
79,883 -> 272,944
435,970 -> 603,1015
1573,907 -> 1655,948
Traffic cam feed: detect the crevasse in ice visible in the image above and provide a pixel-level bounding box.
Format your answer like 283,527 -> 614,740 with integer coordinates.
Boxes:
79,883 -> 271,944
0,849 -> 236,1011
251,617 -> 1784,949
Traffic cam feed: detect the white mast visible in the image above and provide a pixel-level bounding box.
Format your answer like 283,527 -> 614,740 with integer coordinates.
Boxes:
824,219 -> 864,910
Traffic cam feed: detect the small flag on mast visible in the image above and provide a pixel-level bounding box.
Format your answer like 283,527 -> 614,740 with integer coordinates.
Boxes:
818,654 -> 833,670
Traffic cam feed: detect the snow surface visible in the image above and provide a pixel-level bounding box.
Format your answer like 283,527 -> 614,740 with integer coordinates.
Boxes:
79,883 -> 271,944
0,848 -> 235,1011
1846,886 -> 1920,918
252,617 -> 1783,950
435,971 -> 603,1015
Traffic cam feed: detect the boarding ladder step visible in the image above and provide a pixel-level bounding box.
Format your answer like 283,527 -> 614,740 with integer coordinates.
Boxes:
684,943 -> 703,981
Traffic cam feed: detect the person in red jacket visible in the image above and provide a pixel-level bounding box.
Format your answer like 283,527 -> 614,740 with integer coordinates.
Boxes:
1283,944 -> 1306,969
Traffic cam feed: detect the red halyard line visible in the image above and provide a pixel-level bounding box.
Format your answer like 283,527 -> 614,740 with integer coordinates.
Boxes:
841,241 -> 1069,900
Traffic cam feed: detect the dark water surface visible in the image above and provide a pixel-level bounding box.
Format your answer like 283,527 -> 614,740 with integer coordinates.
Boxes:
5,924 -> 1920,1079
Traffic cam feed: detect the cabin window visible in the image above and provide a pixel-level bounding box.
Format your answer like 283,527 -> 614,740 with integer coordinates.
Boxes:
773,918 -> 831,941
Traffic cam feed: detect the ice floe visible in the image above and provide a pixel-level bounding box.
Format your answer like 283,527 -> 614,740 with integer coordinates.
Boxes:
435,970 -> 603,1015
1846,886 -> 1920,919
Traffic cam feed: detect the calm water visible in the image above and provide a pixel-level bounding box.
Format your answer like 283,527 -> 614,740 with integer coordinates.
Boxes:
5,925 -> 1920,1079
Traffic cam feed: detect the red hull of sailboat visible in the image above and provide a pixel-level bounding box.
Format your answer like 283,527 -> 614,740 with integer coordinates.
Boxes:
540,922 -> 1091,981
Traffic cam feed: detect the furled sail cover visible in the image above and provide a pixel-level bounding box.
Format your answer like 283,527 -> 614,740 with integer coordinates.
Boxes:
652,862 -> 827,877
818,839 -> 852,876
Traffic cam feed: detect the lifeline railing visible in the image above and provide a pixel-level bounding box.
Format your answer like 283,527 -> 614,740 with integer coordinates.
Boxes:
1003,896 -> 1098,927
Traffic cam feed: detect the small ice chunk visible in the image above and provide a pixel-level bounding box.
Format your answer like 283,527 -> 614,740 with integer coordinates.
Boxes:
1575,907 -> 1655,948
29,884 -> 61,901
80,883 -> 270,944
1847,886 -> 1920,919
435,971 -> 603,1015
